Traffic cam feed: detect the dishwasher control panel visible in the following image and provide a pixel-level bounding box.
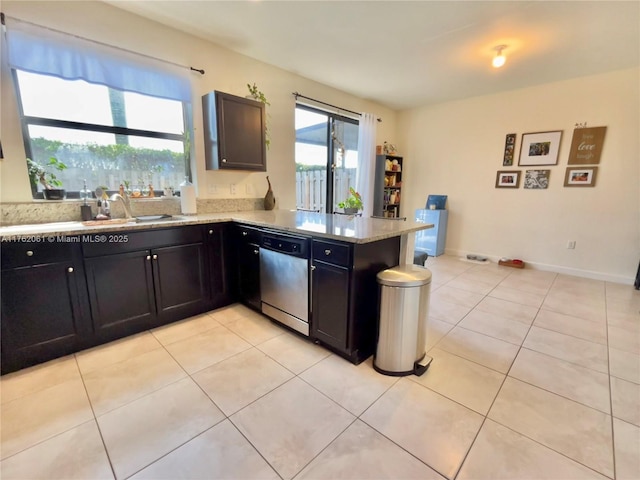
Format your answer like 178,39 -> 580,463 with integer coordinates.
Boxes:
262,233 -> 309,258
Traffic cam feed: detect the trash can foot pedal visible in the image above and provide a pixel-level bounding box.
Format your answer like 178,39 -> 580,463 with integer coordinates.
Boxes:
414,355 -> 432,376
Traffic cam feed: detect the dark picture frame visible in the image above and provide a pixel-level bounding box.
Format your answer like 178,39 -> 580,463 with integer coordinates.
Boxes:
518,131 -> 562,166
503,133 -> 516,166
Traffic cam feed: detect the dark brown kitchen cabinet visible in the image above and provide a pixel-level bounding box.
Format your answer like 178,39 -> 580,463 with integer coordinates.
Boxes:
84,250 -> 155,340
153,242 -> 209,322
1,240 -> 91,374
310,237 -> 400,364
311,260 -> 349,351
202,91 -> 266,171
203,223 -> 233,309
83,226 -> 210,343
233,225 -> 262,311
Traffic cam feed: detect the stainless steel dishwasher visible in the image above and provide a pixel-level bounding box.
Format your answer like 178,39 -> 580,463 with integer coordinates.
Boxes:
259,232 -> 310,335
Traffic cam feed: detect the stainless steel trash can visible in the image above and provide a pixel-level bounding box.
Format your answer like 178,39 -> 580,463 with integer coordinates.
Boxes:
374,265 -> 432,376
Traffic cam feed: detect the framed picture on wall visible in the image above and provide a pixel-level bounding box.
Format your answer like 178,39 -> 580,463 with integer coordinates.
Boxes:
524,169 -> 550,189
567,126 -> 607,165
518,131 -> 562,166
503,133 -> 516,166
495,170 -> 521,188
564,167 -> 598,187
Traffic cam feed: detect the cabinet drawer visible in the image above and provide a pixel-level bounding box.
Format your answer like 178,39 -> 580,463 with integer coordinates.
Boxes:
1,240 -> 76,269
312,240 -> 351,267
83,226 -> 203,257
235,225 -> 262,245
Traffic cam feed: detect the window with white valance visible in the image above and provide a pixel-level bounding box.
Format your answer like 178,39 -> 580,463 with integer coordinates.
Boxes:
6,20 -> 193,198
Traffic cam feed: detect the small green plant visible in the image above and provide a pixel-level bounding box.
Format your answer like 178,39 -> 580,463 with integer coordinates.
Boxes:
247,83 -> 270,106
338,187 -> 363,210
27,157 -> 67,189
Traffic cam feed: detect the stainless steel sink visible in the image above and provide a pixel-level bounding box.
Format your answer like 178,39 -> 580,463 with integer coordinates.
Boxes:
135,214 -> 174,222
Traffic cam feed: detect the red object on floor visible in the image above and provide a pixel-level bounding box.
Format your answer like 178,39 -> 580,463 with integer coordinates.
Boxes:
499,259 -> 525,269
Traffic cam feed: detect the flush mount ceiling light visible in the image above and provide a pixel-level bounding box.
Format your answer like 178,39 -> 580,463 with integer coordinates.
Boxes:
492,45 -> 507,68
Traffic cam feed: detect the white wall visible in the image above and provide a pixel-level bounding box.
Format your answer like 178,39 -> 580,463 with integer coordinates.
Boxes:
0,0 -> 398,208
399,68 -> 640,283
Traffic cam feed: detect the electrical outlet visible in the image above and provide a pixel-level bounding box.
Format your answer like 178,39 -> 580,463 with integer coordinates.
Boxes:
246,184 -> 254,195
230,184 -> 236,195
207,184 -> 217,194
567,240 -> 576,249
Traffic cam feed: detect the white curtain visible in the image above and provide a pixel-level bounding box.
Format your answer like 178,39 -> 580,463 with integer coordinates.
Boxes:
6,23 -> 191,102
356,113 -> 377,218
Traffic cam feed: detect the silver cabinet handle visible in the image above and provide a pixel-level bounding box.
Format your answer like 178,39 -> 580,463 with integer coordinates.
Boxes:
222,158 -> 227,163
253,249 -> 259,255
146,255 -> 151,260
242,231 -> 248,236
209,229 -> 214,234
26,250 -> 34,257
324,249 -> 331,255
153,254 -> 158,260
311,265 -> 316,271
67,267 -> 74,273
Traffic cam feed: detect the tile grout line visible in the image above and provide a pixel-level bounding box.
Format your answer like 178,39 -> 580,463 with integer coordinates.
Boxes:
604,282 -> 617,480
73,353 -> 118,480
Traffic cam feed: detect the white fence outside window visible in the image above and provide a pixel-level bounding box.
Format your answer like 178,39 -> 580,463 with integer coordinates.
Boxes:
295,168 -> 356,213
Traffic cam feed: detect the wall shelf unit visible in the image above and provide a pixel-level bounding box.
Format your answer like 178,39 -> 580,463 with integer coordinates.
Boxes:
373,154 -> 403,218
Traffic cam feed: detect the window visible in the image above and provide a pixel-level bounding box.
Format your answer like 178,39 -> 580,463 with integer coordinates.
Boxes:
7,25 -> 192,198
15,70 -> 189,198
295,105 -> 359,213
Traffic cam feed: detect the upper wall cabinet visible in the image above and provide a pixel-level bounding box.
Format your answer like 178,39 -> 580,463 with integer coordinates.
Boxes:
202,91 -> 267,171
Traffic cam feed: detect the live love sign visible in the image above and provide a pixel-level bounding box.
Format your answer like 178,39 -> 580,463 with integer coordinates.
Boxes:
567,126 -> 607,165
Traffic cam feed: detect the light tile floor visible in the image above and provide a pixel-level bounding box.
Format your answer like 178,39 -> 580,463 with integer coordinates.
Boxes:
1,255 -> 639,480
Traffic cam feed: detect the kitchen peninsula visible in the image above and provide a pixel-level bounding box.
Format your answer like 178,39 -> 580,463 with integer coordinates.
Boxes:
0,210 -> 430,247
0,211 -> 432,373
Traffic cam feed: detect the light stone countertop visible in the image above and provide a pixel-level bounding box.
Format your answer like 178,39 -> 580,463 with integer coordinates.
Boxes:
0,210 -> 432,244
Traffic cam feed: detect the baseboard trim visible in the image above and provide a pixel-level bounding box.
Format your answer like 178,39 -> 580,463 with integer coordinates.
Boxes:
443,249 -> 634,285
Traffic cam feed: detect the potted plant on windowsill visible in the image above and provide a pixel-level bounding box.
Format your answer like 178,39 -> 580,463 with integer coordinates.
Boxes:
338,187 -> 363,215
27,157 -> 68,200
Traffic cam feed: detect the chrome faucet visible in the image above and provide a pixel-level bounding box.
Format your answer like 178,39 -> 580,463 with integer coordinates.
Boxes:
110,193 -> 133,219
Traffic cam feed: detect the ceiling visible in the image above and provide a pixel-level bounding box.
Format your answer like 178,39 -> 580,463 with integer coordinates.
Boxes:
106,1 -> 640,111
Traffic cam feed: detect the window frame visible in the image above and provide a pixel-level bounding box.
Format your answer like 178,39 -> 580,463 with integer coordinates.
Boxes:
295,103 -> 359,213
12,69 -> 192,199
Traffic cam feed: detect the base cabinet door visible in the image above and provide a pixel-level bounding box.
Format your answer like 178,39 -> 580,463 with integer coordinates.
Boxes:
153,242 -> 209,324
237,241 -> 261,310
85,250 -> 156,342
1,242 -> 90,374
311,260 -> 350,352
204,224 -> 233,309
234,225 -> 262,310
